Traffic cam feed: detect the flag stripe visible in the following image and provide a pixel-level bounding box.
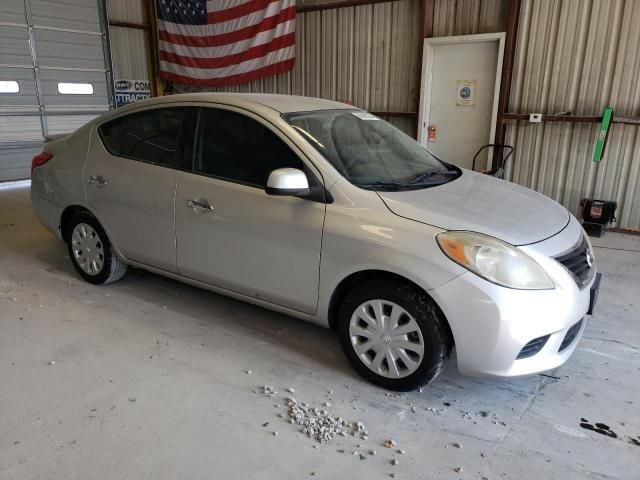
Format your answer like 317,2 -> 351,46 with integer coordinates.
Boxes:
160,32 -> 294,69
159,20 -> 294,58
158,6 -> 295,47
161,58 -> 295,87
206,0 -> 252,13
207,0 -> 282,24
160,45 -> 295,79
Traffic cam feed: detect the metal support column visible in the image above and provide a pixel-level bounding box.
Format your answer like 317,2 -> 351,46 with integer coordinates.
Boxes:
97,0 -> 116,109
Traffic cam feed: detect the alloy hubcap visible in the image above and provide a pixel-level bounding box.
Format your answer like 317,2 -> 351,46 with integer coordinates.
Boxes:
349,300 -> 424,379
71,223 -> 104,275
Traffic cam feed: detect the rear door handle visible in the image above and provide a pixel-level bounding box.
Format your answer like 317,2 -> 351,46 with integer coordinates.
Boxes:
186,199 -> 214,212
87,175 -> 107,186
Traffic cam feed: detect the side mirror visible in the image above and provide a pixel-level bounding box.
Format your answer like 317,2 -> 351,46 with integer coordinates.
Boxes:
265,168 -> 310,197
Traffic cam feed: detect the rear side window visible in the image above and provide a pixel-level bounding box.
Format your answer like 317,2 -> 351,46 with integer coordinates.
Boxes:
98,108 -> 186,168
122,108 -> 185,167
99,118 -> 126,155
195,108 -> 302,187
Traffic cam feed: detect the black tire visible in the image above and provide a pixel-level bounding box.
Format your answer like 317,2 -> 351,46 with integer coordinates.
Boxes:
66,211 -> 127,285
337,278 -> 452,391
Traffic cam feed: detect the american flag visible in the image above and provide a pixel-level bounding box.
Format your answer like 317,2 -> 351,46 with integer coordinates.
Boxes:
156,0 -> 295,86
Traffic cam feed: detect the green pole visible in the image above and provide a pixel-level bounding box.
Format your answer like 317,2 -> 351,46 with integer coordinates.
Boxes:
593,107 -> 613,163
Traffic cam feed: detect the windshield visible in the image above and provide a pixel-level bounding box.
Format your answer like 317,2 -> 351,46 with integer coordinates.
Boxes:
283,109 -> 461,191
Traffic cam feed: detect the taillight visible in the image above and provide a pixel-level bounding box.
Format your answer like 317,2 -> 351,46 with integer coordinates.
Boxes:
31,152 -> 53,175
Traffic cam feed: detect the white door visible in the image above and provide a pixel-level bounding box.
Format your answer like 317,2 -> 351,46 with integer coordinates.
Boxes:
418,33 -> 505,171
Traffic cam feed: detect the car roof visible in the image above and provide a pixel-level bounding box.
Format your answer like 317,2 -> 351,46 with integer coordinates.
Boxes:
113,93 -> 354,115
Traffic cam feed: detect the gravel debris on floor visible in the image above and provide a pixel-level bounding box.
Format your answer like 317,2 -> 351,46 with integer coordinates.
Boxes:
260,385 -> 277,397
285,396 -> 369,444
425,406 -> 446,415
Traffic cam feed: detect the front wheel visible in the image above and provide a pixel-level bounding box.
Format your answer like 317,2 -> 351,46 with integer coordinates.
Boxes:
66,211 -> 127,285
337,279 -> 452,391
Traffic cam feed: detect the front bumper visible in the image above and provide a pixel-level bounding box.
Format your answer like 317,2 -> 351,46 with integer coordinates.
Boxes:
429,217 -> 597,378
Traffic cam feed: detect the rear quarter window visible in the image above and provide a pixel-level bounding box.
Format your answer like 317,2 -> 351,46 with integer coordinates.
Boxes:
98,118 -> 126,155
122,108 -> 184,167
97,108 -> 186,169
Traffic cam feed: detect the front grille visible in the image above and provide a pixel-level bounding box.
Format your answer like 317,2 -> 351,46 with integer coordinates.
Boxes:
555,237 -> 594,287
559,319 -> 583,352
516,335 -> 550,359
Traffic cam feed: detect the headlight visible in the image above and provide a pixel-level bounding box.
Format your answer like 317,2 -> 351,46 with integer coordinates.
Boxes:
436,231 -> 554,290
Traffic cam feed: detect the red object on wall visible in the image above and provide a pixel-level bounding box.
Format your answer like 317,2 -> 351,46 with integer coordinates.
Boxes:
427,125 -> 436,142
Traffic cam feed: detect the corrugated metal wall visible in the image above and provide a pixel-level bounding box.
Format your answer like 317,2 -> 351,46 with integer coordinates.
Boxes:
106,0 -> 149,81
172,0 -> 423,135
433,0 -> 507,36
504,0 -> 640,230
107,0 -> 144,23
109,26 -> 149,80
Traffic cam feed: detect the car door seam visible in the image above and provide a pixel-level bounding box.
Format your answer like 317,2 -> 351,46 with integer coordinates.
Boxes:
315,201 -> 328,316
81,128 -> 94,203
174,173 -> 180,274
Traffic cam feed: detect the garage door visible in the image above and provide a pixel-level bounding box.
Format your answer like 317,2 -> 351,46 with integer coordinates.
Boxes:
0,0 -> 113,181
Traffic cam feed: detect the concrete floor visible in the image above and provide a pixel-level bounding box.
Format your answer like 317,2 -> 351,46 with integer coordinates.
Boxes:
1,184 -> 639,480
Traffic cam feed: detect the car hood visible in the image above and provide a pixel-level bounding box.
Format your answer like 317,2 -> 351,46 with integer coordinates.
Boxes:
377,170 -> 570,245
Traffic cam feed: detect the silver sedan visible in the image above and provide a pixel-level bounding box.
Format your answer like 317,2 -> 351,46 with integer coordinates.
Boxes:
31,93 -> 599,391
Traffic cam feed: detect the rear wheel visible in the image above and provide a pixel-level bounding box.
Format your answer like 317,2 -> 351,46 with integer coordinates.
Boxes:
66,211 -> 127,285
337,279 -> 451,391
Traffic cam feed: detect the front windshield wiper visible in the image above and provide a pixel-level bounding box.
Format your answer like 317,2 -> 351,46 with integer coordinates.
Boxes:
359,169 -> 459,191
359,181 -> 411,191
408,169 -> 458,185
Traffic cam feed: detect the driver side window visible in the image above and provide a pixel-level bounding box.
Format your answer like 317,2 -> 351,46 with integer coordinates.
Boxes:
194,108 -> 303,187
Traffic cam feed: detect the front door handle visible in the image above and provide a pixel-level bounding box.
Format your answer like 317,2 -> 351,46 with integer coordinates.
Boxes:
186,199 -> 214,212
87,175 -> 107,186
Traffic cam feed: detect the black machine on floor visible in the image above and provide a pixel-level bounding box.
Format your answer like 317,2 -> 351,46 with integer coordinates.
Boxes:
578,199 -> 617,237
